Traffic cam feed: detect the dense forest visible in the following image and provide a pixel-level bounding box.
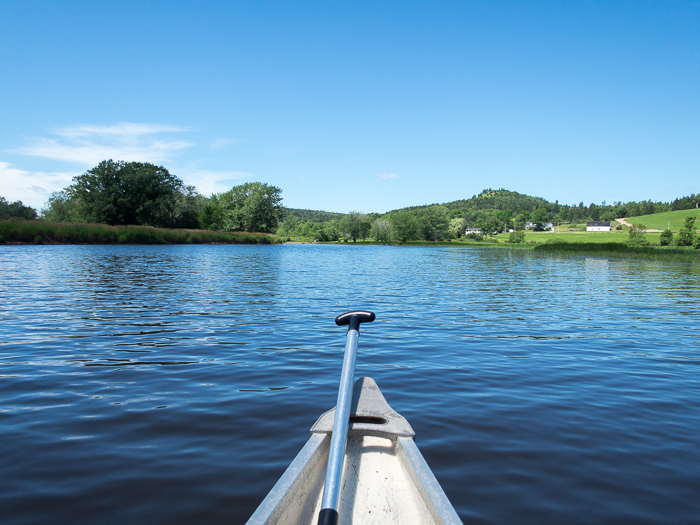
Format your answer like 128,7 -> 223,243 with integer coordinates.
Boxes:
2,161 -> 699,244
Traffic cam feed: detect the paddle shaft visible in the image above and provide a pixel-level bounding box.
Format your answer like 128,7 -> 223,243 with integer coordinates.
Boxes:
318,326 -> 360,525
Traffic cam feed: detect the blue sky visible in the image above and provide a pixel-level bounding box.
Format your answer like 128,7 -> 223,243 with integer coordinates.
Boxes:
1,1 -> 698,212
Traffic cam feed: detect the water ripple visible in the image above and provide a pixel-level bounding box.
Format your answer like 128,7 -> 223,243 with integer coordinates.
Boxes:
1,244 -> 699,524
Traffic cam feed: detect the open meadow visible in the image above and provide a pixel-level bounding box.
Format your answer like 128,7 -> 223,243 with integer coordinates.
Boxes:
620,208 -> 700,231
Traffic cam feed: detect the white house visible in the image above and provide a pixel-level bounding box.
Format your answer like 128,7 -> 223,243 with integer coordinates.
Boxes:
465,227 -> 481,234
586,221 -> 611,231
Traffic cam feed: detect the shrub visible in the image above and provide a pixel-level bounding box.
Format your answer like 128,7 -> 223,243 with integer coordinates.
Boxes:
34,235 -> 42,244
466,232 -> 483,241
660,229 -> 673,246
627,224 -> 650,247
0,234 -> 4,243
677,216 -> 696,246
509,230 -> 525,243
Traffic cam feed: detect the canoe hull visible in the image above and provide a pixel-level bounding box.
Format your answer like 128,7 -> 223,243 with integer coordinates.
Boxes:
246,378 -> 463,525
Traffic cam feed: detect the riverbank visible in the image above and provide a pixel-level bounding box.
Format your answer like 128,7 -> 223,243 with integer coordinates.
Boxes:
317,239 -> 700,263
0,220 -> 279,245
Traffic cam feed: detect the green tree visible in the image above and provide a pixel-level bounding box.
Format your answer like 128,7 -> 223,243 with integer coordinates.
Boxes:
514,211 -> 529,230
389,211 -> 419,242
495,209 -> 514,231
199,198 -> 224,231
480,217 -> 502,236
67,160 -> 184,227
0,196 -> 38,220
530,206 -> 549,227
659,229 -> 673,246
530,207 -> 549,223
677,216 -> 696,246
340,211 -> 369,242
314,222 -> 339,242
627,223 -> 650,246
218,182 -> 283,233
276,215 -> 299,237
418,206 -> 449,241
41,191 -> 83,222
509,230 -> 525,243
173,185 -> 207,229
448,217 -> 467,238
371,219 -> 393,242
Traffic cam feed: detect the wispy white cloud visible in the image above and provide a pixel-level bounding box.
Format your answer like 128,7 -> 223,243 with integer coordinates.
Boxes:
53,122 -> 186,139
179,169 -> 253,196
0,161 -> 77,209
376,172 -> 399,180
13,122 -> 192,166
210,138 -> 243,150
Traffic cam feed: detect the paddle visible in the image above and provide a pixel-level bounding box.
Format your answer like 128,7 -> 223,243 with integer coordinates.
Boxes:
317,310 -> 376,525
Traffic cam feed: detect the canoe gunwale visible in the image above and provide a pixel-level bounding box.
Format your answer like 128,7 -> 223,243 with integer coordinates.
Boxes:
246,432 -> 328,525
396,436 -> 463,525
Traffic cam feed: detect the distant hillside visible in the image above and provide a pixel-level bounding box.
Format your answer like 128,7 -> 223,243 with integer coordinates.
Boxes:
280,188 -> 688,230
281,207 -> 346,222
384,189 -> 553,215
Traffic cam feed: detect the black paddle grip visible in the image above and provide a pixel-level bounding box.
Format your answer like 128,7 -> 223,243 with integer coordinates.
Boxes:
317,508 -> 338,525
335,311 -> 376,332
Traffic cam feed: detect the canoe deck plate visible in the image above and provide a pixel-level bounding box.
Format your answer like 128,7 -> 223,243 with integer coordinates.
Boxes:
310,377 -> 415,439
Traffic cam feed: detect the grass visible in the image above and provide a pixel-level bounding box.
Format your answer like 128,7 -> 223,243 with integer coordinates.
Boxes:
532,242 -> 700,263
313,233 -> 699,263
0,220 -> 279,245
497,229 -> 663,243
624,208 -> 700,231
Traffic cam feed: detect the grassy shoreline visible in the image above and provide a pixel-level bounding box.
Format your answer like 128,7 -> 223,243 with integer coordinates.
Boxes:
311,239 -> 699,263
2,220 -> 697,262
0,220 -> 279,245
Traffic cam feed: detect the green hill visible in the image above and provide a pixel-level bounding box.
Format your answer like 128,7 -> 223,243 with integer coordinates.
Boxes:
386,189 -> 552,215
281,207 -> 345,222
623,208 -> 700,231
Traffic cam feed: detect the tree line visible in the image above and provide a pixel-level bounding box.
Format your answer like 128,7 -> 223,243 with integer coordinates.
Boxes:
3,165 -> 698,240
38,160 -> 283,233
0,196 -> 38,220
276,189 -> 698,243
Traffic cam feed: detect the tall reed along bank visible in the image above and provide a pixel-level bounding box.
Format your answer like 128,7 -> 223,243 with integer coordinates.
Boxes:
0,220 -> 279,245
532,241 -> 700,263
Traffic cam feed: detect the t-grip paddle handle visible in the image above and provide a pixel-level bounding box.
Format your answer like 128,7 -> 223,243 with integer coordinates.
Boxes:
335,311 -> 376,332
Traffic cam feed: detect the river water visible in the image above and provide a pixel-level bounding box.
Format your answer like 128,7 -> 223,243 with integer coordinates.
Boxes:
0,244 -> 698,524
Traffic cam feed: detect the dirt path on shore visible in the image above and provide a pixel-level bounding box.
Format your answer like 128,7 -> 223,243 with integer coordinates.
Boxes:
616,218 -> 664,232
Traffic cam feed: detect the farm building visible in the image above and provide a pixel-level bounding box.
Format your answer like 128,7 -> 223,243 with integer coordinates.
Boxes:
587,221 -> 611,231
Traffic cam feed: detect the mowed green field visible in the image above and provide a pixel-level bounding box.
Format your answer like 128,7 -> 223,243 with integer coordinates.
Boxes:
623,208 -> 700,231
491,230 -> 663,244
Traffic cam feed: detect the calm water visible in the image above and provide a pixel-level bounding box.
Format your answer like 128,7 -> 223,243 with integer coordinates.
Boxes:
1,244 -> 699,524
